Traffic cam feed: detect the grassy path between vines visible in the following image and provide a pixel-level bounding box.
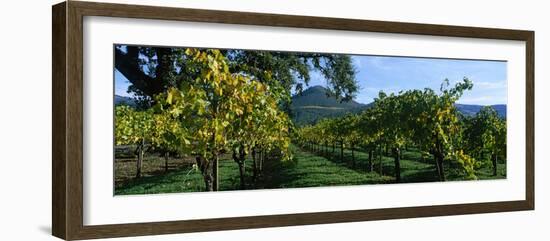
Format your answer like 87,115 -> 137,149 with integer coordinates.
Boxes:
115,144 -> 505,195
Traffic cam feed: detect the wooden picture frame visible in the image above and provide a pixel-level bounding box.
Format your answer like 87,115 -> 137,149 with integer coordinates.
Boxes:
52,1 -> 534,240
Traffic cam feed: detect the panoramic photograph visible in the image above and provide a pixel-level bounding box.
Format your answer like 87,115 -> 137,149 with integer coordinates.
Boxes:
113,45 -> 507,195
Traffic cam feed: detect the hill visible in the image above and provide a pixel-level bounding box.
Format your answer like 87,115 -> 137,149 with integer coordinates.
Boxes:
115,95 -> 137,107
455,104 -> 506,118
290,86 -> 369,126
291,86 -> 365,109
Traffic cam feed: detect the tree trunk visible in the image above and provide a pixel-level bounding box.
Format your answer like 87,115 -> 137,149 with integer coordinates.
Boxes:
492,153 -> 498,176
351,143 -> 355,168
434,153 -> 445,181
368,149 -> 374,172
393,147 -> 401,183
204,176 -> 214,191
135,139 -> 144,178
433,154 -> 439,178
252,147 -> 258,182
238,161 -> 245,189
164,152 -> 169,172
259,149 -> 264,174
196,156 -> 214,191
340,141 -> 344,163
378,146 -> 383,175
438,154 -> 445,181
212,153 -> 219,191
232,147 -> 247,190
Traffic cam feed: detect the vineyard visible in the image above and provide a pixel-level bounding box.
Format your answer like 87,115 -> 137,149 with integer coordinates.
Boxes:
295,79 -> 506,183
114,46 -> 506,195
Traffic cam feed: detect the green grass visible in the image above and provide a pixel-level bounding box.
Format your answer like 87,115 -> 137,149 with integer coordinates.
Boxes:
257,146 -> 394,189
115,157 -> 248,195
115,144 -> 506,195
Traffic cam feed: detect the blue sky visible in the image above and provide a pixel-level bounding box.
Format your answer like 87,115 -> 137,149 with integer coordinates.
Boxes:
308,56 -> 507,105
115,54 -> 507,105
115,70 -> 132,97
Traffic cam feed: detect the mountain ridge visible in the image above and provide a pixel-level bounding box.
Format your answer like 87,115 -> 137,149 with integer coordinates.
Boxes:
114,95 -> 137,107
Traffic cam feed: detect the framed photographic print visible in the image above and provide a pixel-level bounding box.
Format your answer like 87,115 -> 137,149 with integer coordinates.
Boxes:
52,1 -> 534,240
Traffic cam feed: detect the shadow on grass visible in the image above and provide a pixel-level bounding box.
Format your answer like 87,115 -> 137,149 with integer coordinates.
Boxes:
298,145 -> 444,184
255,147 -> 393,189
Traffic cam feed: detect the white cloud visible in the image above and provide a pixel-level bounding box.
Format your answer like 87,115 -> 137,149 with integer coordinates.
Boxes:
458,96 -> 492,103
472,80 -> 507,89
458,95 -> 507,105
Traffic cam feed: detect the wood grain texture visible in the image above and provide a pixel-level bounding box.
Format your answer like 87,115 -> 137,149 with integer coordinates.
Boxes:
72,1 -> 533,40
66,2 -> 85,240
74,201 -> 530,240
52,2 -> 67,240
51,1 -> 535,240
525,32 -> 535,209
